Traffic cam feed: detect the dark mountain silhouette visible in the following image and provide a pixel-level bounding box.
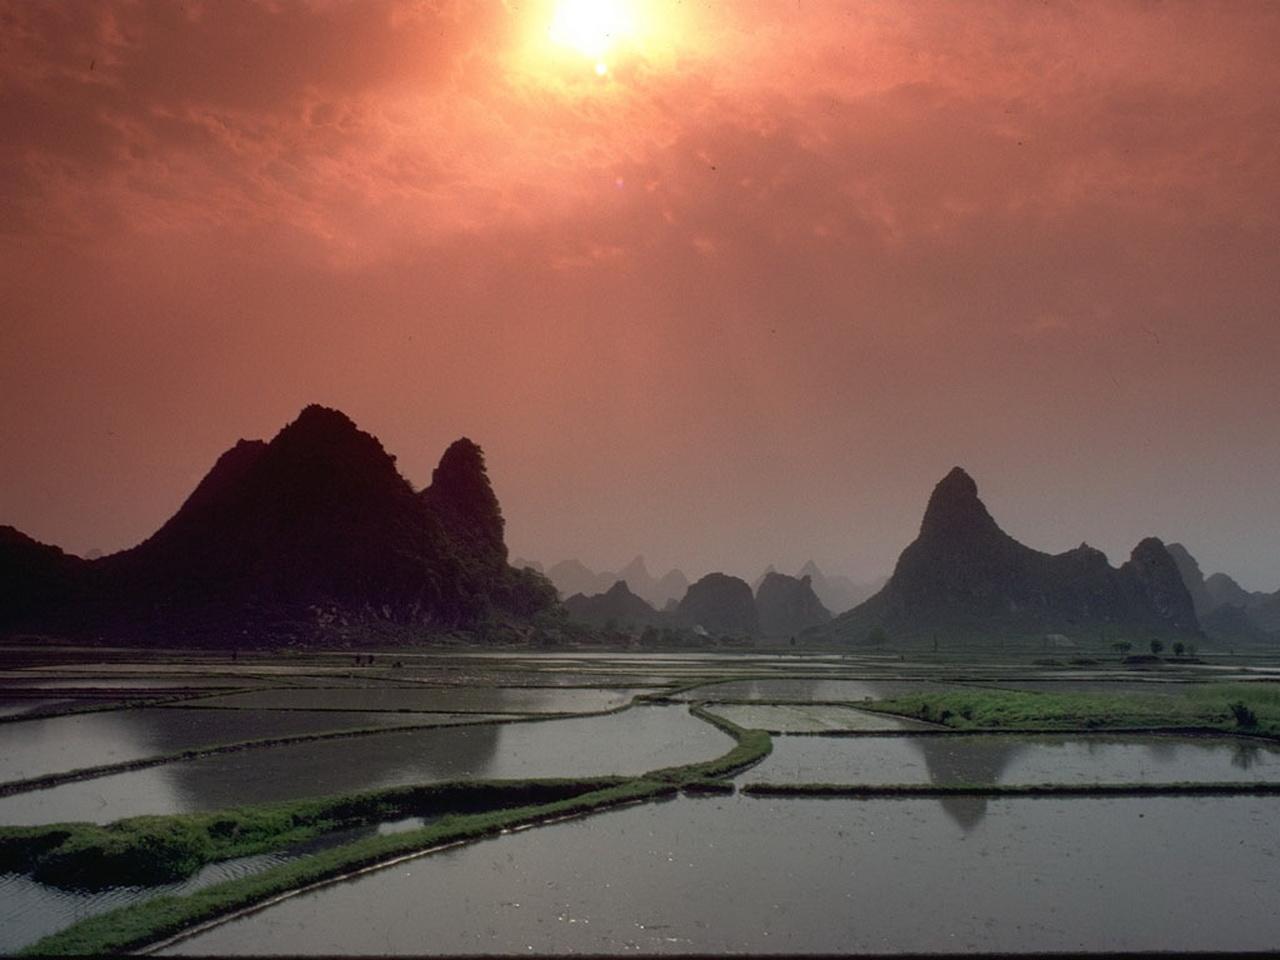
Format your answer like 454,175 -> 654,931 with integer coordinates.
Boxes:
1167,542 -> 1278,644
755,572 -> 831,637
1,405 -> 555,644
421,437 -> 505,558
563,581 -> 661,629
808,467 -> 1201,645
677,572 -> 759,637
0,527 -> 86,631
751,563 -> 881,615
1165,543 -> 1217,619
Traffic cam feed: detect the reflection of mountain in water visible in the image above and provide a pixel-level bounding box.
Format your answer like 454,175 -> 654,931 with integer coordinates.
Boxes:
907,736 -> 1026,832
1232,741 -> 1263,771
159,723 -> 505,812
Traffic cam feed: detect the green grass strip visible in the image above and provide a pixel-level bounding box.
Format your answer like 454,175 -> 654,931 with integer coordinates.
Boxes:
0,777 -> 626,888
864,684 -> 1280,739
20,779 -> 674,957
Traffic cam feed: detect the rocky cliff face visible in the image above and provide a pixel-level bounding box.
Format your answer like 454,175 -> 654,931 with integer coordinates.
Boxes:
755,572 -> 831,637
677,572 -> 759,637
808,467 -> 1202,645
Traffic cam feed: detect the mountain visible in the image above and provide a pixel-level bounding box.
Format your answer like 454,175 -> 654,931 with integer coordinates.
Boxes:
1,405 -> 556,644
752,562 -> 880,615
677,573 -> 759,637
1252,593 -> 1280,634
755,572 -> 831,637
1165,543 -> 1217,619
563,581 -> 661,630
0,527 -> 86,631
544,556 -> 688,608
1167,542 -> 1278,643
796,560 -> 882,615
751,565 -> 777,593
545,559 -> 614,600
807,467 -> 1201,646
651,568 -> 690,609
1204,573 -> 1266,611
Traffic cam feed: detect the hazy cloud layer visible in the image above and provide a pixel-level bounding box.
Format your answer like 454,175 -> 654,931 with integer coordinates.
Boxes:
2,0 -> 1278,587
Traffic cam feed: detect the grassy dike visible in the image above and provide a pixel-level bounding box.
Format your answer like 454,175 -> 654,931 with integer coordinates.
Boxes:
18,707 -> 771,956
0,778 -> 628,888
862,683 -> 1280,738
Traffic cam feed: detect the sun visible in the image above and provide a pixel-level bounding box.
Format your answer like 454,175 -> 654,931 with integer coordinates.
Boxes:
548,0 -> 636,73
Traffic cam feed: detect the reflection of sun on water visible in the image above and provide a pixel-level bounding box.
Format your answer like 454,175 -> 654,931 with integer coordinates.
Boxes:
548,0 -> 637,75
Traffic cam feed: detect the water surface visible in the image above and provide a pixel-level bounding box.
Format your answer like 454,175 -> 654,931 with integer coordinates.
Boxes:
704,703 -> 931,733
163,793 -> 1280,954
0,706 -> 731,825
744,733 -> 1280,790
193,687 -> 641,713
680,678 -> 951,702
0,708 -> 455,783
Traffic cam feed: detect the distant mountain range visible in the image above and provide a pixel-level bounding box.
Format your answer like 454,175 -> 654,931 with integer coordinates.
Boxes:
751,563 -> 883,616
525,554 -> 877,619
1166,543 -> 1280,644
0,405 -> 556,645
517,556 -> 690,610
8,424 -> 1276,650
807,467 -> 1203,646
560,569 -> 831,641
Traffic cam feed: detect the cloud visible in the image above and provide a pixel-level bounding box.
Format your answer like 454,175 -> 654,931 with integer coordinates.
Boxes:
1,0 -> 1278,583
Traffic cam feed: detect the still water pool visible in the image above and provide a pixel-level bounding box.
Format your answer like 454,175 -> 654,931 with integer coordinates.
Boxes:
0,708 -> 459,783
163,793 -> 1280,954
745,732 -> 1280,787
0,706 -> 732,825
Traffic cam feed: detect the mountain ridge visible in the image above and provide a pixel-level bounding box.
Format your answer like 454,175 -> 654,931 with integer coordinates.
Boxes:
0,405 -> 555,644
807,467 -> 1202,646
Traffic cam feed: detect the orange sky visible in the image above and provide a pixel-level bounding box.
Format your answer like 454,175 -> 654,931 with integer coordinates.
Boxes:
2,1 -> 1278,588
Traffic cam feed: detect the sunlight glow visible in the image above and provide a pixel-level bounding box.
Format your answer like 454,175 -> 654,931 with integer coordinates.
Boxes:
549,0 -> 636,68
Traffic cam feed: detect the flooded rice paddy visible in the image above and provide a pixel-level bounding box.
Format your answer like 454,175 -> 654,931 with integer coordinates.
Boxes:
164,793 -> 1280,955
703,702 -> 932,732
745,732 -> 1280,785
0,707 -> 461,782
676,678 -> 949,701
4,649 -> 1280,954
191,685 -> 644,713
0,704 -> 731,824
